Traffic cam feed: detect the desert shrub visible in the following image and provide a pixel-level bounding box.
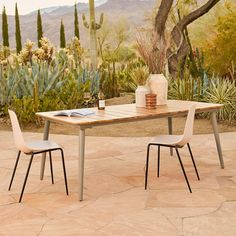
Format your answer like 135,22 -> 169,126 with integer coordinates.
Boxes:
168,72 -> 236,123
10,96 -> 37,124
10,94 -> 62,124
168,67 -> 208,102
98,46 -> 136,98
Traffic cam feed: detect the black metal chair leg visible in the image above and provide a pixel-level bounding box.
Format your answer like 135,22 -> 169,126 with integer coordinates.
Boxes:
60,149 -> 68,195
145,144 -> 151,190
19,154 -> 34,203
175,148 -> 192,193
187,143 -> 200,180
49,151 -> 54,184
157,145 -> 160,178
9,151 -> 21,191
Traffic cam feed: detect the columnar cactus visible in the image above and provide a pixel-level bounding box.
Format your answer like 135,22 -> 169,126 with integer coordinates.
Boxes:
82,0 -> 103,70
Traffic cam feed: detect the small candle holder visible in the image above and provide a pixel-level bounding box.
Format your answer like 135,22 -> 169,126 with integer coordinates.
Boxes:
145,93 -> 157,109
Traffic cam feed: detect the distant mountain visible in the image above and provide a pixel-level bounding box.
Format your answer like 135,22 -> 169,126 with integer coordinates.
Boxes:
0,0 -> 156,48
28,2 -> 88,16
97,0 -> 155,24
29,6 -> 69,15
95,0 -> 109,7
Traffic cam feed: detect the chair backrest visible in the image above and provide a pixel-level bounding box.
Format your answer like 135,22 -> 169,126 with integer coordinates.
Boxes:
8,110 -> 31,153
177,104 -> 196,147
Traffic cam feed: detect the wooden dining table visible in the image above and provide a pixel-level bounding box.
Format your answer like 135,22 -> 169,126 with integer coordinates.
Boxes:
36,100 -> 224,201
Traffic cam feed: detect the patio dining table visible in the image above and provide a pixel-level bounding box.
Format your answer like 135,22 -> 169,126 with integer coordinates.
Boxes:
36,100 -> 223,201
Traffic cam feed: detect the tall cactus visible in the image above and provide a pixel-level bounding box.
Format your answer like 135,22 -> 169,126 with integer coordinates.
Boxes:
82,0 -> 103,70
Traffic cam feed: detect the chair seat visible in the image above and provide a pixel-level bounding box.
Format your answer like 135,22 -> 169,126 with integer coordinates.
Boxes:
25,140 -> 60,153
151,135 -> 184,146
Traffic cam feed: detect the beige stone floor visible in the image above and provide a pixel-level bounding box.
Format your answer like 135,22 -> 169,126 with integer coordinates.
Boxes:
0,130 -> 236,235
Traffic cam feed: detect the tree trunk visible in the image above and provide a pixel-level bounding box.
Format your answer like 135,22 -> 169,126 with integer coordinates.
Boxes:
154,0 -> 221,77
154,0 -> 173,40
168,0 -> 220,77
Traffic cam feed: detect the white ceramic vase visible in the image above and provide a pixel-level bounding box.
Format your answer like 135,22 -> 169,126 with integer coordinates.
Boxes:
135,85 -> 150,108
148,74 -> 168,105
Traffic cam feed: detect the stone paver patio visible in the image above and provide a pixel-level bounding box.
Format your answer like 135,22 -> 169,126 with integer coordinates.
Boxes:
0,130 -> 236,235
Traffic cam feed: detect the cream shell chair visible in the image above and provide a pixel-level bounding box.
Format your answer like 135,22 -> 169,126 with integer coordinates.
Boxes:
8,110 -> 68,202
145,104 -> 200,193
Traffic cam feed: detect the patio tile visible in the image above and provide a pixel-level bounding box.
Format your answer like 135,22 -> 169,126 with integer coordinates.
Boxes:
0,131 -> 236,235
146,189 -> 224,208
183,201 -> 236,236
97,209 -> 179,236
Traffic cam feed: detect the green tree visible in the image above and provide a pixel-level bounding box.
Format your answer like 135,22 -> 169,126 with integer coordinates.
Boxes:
139,0 -> 221,76
60,20 -> 66,48
74,4 -> 80,39
2,6 -> 9,47
204,8 -> 236,77
15,3 -> 22,53
37,9 -> 43,47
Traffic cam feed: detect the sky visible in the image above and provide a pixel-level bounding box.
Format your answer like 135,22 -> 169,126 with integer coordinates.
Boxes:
0,0 -> 89,15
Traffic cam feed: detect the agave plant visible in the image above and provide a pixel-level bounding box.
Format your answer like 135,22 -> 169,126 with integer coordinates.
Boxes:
73,66 -> 100,96
16,61 -> 66,98
205,77 -> 236,123
0,59 -> 66,115
0,65 -> 22,106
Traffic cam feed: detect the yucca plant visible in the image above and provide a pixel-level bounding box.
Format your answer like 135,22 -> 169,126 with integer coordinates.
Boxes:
168,63 -> 209,102
168,75 -> 201,101
205,77 -> 236,123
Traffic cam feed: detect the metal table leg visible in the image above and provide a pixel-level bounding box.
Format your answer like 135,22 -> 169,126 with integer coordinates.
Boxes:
79,128 -> 86,201
211,111 -> 224,169
40,120 -> 50,180
168,117 -> 173,156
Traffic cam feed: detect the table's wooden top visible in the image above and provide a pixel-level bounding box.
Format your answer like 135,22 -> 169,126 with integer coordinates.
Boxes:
36,100 -> 223,127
